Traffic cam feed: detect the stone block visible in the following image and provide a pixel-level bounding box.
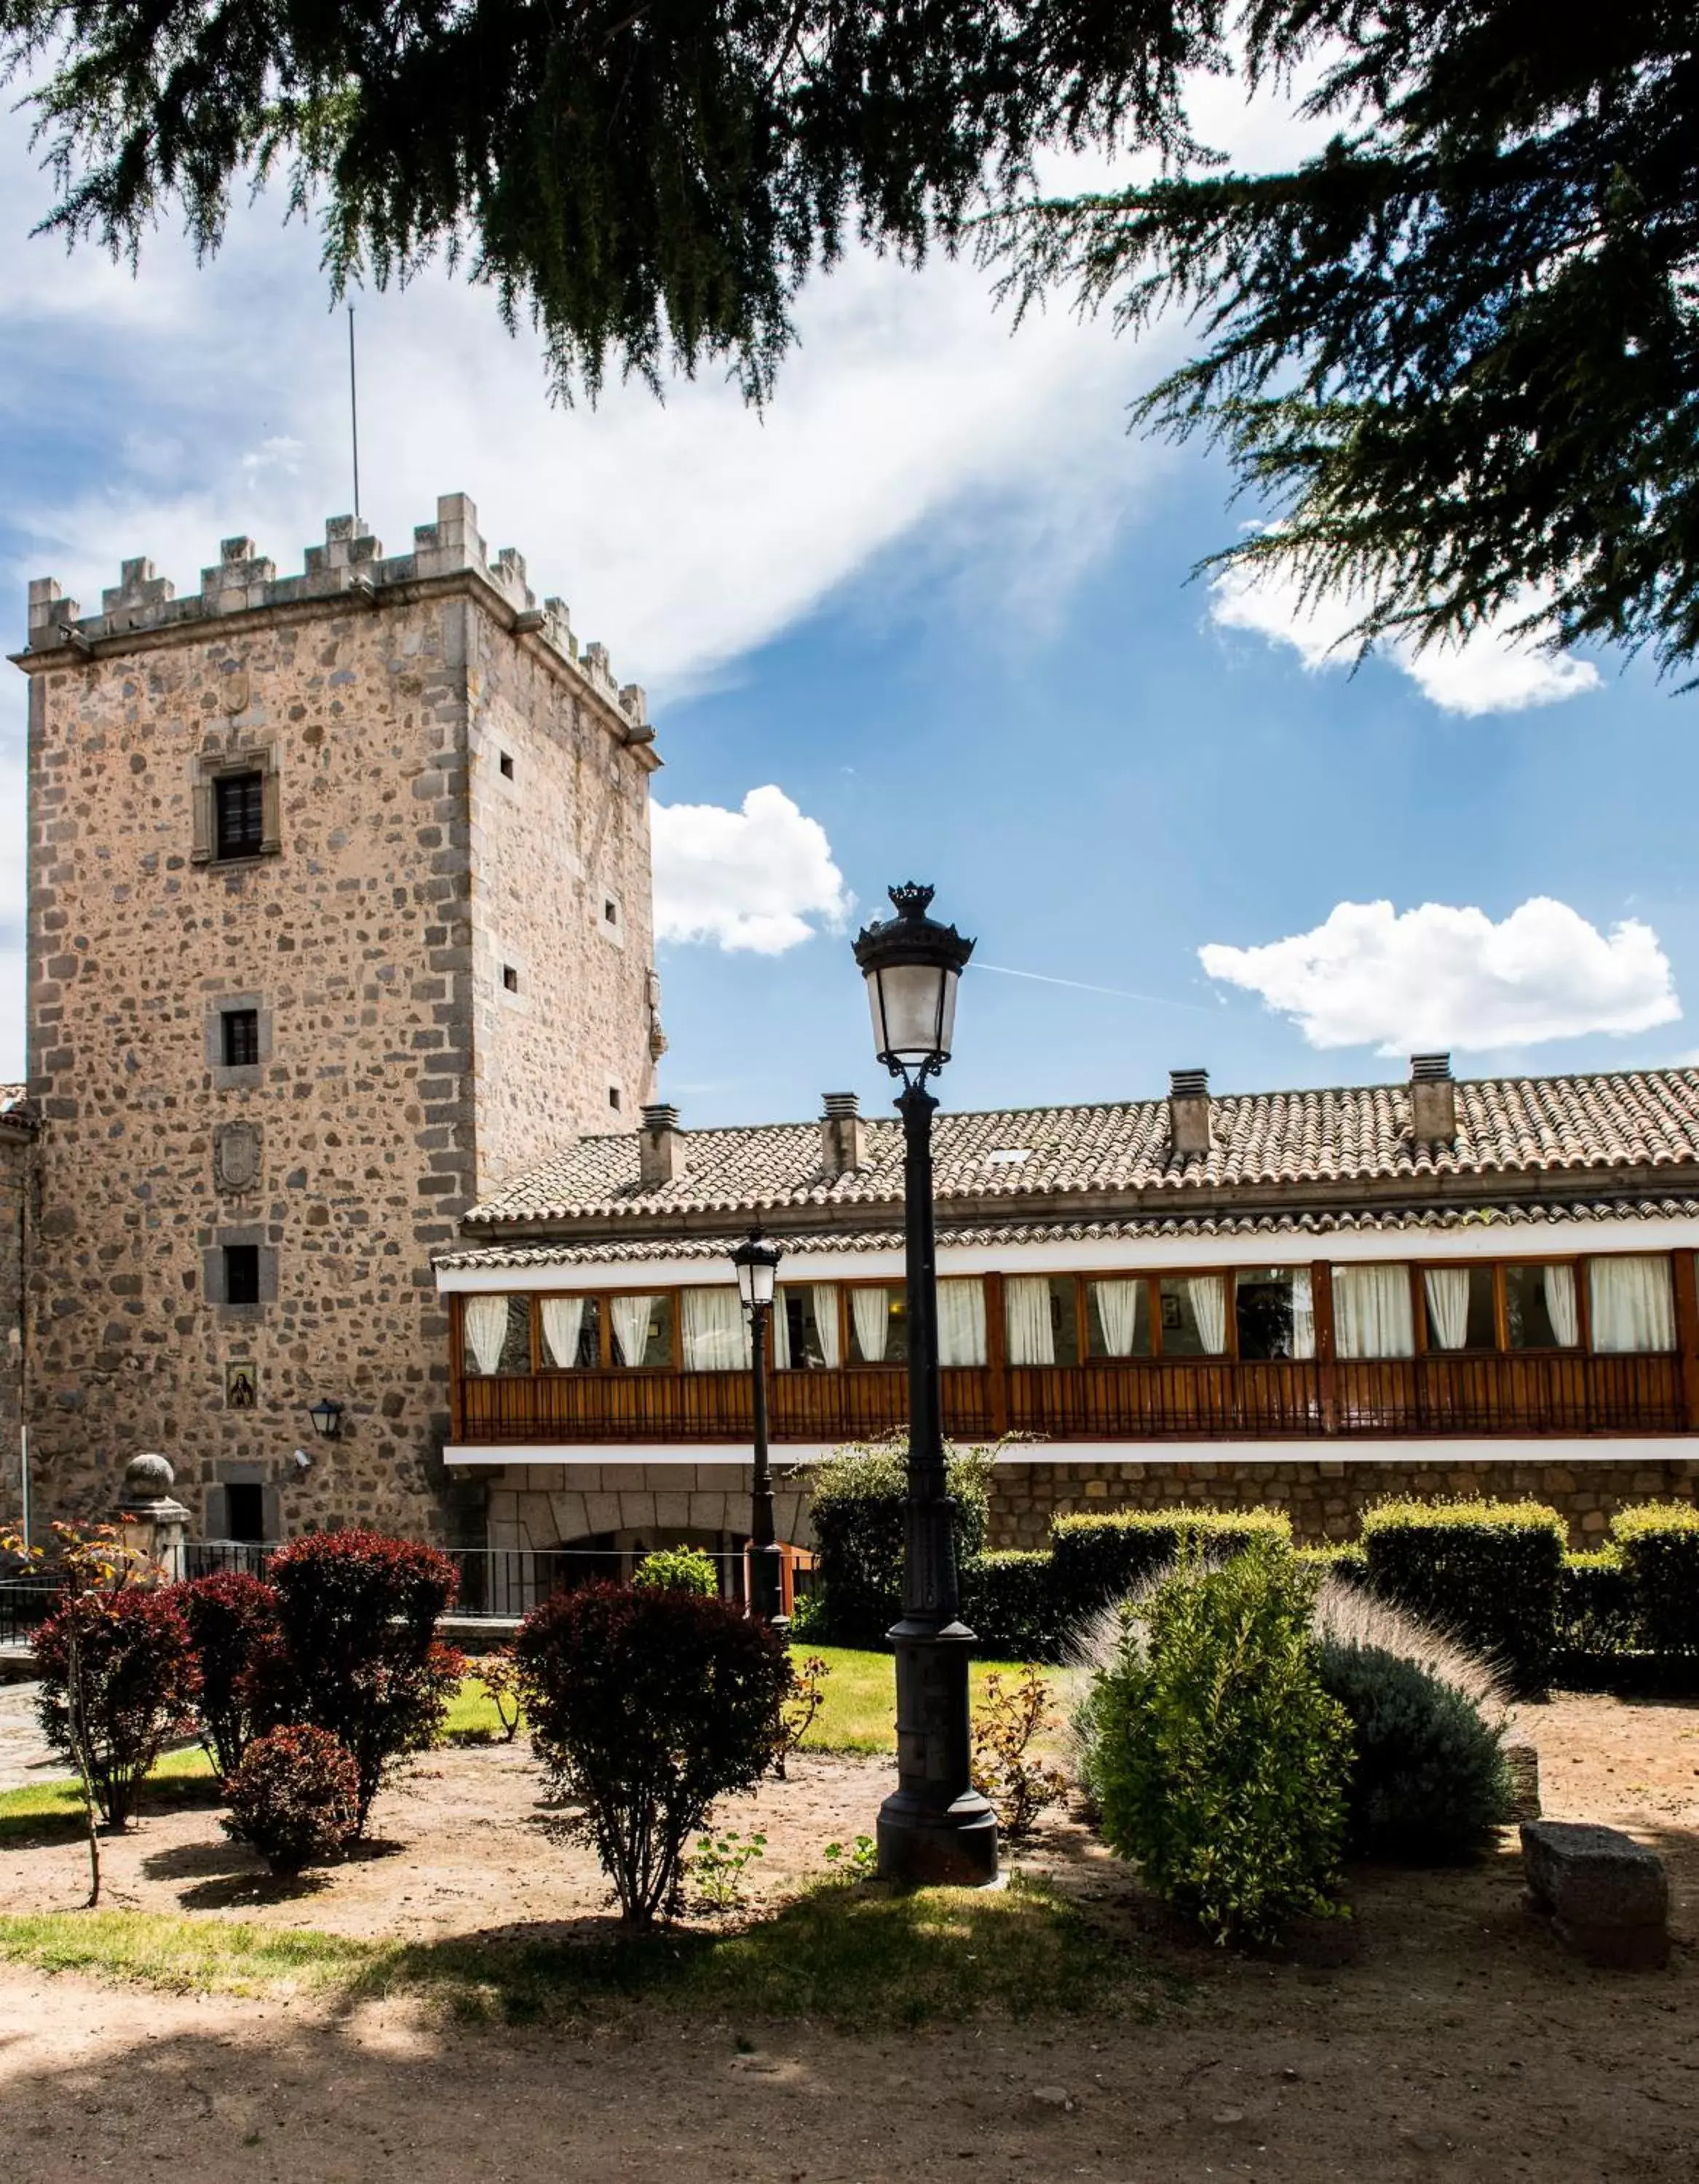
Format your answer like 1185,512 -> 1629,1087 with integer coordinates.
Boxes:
1521,1821 -> 1669,1969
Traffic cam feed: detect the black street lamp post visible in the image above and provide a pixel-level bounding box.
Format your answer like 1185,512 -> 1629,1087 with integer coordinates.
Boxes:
732,1227 -> 786,1627
853,883 -> 999,1886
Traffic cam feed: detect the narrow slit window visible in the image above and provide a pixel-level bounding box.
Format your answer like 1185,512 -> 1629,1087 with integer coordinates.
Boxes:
502,964 -> 519,993
213,771 -> 266,860
499,751 -> 514,779
608,1085 -> 622,1112
223,1244 -> 261,1305
221,1008 -> 260,1067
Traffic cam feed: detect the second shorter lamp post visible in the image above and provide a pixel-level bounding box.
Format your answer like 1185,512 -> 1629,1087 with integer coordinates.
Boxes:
853,882 -> 998,1886
731,1227 -> 786,1627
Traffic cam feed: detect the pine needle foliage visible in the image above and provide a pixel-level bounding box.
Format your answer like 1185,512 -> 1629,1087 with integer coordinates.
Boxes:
0,0 -> 1221,403
989,3 -> 1699,678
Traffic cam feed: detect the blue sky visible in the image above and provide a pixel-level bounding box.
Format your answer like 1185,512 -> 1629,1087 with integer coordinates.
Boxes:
1,84 -> 1693,1126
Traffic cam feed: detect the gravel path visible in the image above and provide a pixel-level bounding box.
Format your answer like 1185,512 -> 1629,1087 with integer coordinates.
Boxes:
0,1681 -> 57,1794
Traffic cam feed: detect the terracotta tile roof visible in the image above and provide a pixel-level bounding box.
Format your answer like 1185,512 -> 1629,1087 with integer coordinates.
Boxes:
436,1194 -> 1699,1273
462,1068 -> 1699,1231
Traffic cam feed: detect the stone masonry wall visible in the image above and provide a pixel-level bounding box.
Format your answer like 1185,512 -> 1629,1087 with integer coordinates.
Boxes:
466,600 -> 658,1192
0,1120 -> 30,1532
17,502 -> 661,1541
490,1452 -> 1699,1563
986,1455 -> 1699,1550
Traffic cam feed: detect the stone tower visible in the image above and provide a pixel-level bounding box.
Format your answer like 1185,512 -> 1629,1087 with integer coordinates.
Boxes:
13,494 -> 664,1540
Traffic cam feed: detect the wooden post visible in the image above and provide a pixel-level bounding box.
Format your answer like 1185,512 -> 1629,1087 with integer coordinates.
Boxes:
1673,1251 -> 1699,1432
1312,1262 -> 1336,1436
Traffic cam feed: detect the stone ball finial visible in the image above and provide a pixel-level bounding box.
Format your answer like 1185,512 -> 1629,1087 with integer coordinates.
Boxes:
122,1452 -> 175,1505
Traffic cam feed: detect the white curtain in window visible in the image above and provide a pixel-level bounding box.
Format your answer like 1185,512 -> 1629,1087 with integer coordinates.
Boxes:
539,1296 -> 587,1369
1333,1265 -> 1415,1358
1005,1275 -> 1055,1366
463,1294 -> 511,1376
610,1294 -> 659,1368
1188,1276 -> 1227,1356
1424,1267 -> 1470,1350
1289,1268 -> 1317,1360
681,1288 -> 748,1371
1091,1279 -> 1142,1358
852,1288 -> 890,1363
1589,1256 -> 1676,1353
813,1286 -> 841,1369
1542,1265 -> 1580,1348
938,1280 -> 988,1367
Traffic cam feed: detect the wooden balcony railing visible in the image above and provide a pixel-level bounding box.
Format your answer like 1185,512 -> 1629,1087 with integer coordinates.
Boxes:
454,1350 -> 1692,1446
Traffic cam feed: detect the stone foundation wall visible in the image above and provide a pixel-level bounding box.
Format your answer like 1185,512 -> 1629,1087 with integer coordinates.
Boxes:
489,1463 -> 811,1556
987,1455 -> 1699,1550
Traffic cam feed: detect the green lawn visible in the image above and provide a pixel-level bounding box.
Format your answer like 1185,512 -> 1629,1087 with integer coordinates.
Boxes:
445,1645 -> 1037,1754
0,1872 -> 1157,2027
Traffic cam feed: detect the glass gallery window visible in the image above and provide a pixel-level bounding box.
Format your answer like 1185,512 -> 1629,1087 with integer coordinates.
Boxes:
609,1293 -> 673,1368
1421,1266 -> 1497,1350
538,1294 -> 601,1369
1086,1277 -> 1152,1358
775,1285 -> 841,1370
1589,1254 -> 1676,1352
847,1285 -> 908,1365
462,1294 -> 531,1375
1504,1262 -> 1580,1349
1004,1275 -> 1079,1366
1157,1275 -> 1228,1356
679,1287 -> 748,1372
1233,1267 -> 1315,1361
1331,1265 -> 1415,1358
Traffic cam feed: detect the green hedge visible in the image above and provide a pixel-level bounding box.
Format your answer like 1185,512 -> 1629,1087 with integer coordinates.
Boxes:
1050,1508 -> 1293,1630
807,1439 -> 991,1650
1611,1503 -> 1699,1655
1556,1551 -> 1635,1659
1358,1500 -> 1565,1696
960,1551 -> 1061,1662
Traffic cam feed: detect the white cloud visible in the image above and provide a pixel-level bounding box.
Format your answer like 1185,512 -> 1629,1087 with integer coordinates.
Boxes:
652,786 -> 851,954
1199,898 -> 1680,1053
1209,557 -> 1601,716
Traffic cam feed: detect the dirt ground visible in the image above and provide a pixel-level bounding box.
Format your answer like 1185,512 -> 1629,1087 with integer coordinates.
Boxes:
1,1693 -> 1696,2183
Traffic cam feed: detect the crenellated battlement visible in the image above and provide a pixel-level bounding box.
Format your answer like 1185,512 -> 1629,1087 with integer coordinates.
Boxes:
23,491 -> 650,737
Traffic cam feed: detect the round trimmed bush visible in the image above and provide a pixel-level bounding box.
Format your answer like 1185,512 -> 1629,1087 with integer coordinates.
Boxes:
34,1587 -> 201,1829
1087,1545 -> 1350,1943
1317,1639 -> 1511,1862
176,1570 -> 279,1779
515,1582 -> 791,1926
632,1546 -> 718,1597
223,1725 -> 360,1875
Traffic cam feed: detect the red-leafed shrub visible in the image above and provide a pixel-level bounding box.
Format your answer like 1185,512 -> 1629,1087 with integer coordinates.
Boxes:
34,1588 -> 201,1829
223,1725 -> 360,1876
245,1529 -> 461,1835
515,1583 -> 791,1926
176,1571 -> 280,1779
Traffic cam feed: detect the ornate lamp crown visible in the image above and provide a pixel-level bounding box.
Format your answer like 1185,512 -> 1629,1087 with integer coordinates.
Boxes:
889,882 -> 935,920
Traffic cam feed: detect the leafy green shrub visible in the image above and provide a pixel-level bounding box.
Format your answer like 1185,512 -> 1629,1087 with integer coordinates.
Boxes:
1296,1543 -> 1369,1586
633,1546 -> 718,1597
961,1550 -> 1060,1661
34,1588 -> 201,1829
246,1528 -> 463,1835
808,1436 -> 992,1647
1610,1503 -> 1699,1655
1558,1551 -> 1636,1659
1316,1640 -> 1510,1861
515,1582 -> 791,1926
176,1570 -> 280,1779
222,1725 -> 360,1875
1087,1545 -> 1350,1942
1358,1500 -> 1564,1696
1050,1508 -> 1292,1631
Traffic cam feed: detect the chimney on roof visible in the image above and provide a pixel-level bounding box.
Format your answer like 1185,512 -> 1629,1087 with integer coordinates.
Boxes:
638,1101 -> 686,1186
1168,1067 -> 1213,1157
820,1091 -> 868,1179
1409,1053 -> 1457,1148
